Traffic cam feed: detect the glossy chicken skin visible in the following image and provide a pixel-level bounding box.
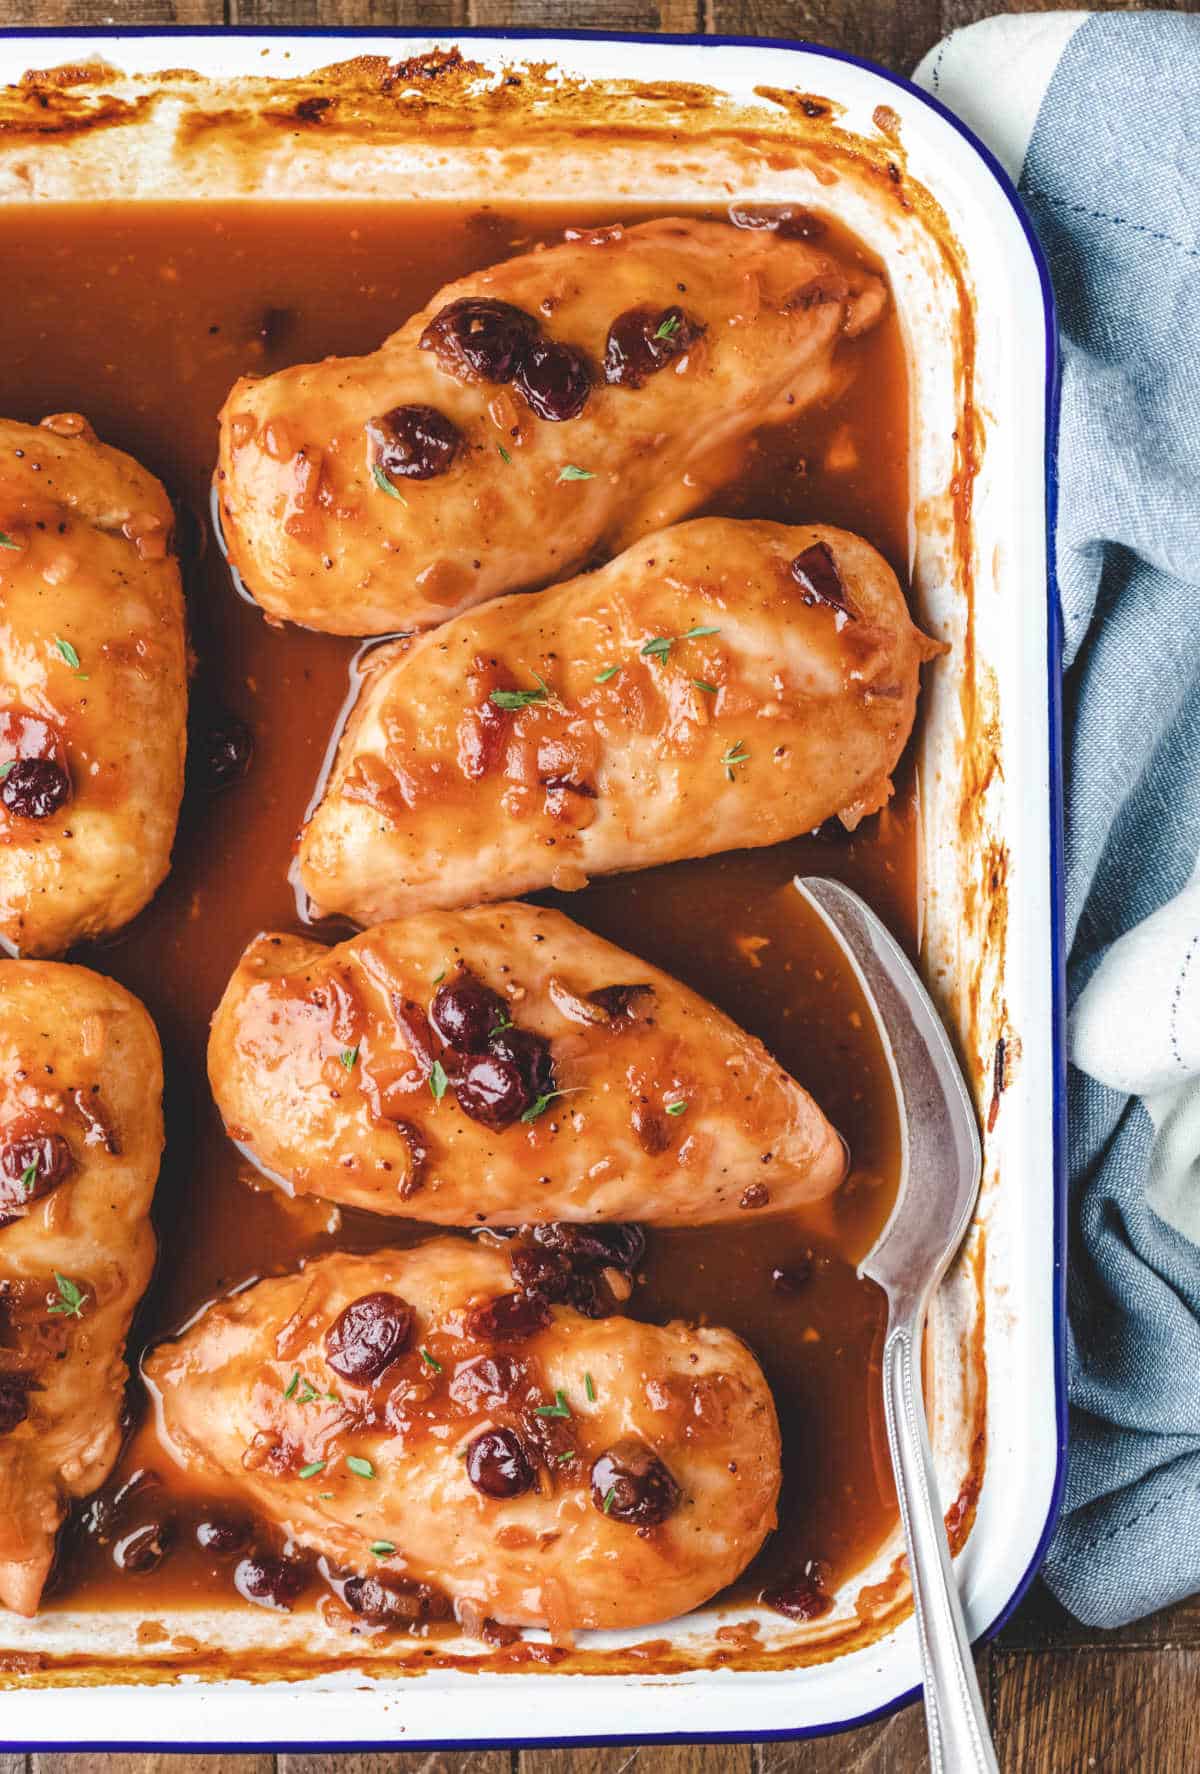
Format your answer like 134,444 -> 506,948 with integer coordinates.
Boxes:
0,416 -> 187,958
300,518 -> 938,925
208,902 -> 847,1224
0,962 -> 161,1615
216,216 -> 887,634
145,1241 -> 781,1632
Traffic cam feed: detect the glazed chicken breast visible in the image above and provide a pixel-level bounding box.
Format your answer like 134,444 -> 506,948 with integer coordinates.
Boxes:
299,517 -> 938,926
208,902 -> 847,1225
145,1240 -> 781,1633
0,961 -> 162,1615
0,415 -> 187,958
216,216 -> 887,634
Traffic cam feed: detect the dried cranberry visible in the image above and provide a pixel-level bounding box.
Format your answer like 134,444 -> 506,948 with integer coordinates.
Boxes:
604,305 -> 703,389
790,541 -> 856,619
1,757 -> 70,819
113,1518 -> 172,1574
728,203 -> 826,240
532,1221 -> 645,1274
197,711 -> 253,791
761,1570 -> 833,1622
515,338 -> 592,422
466,1290 -> 552,1343
368,405 -> 462,481
325,1292 -> 414,1387
453,1051 -> 531,1129
342,1571 -> 443,1625
0,1131 -> 73,1219
486,1027 -> 555,1101
509,1244 -> 572,1302
588,984 -> 654,1021
448,1353 -> 528,1411
419,297 -> 540,383
430,968 -> 508,1053
465,1427 -> 536,1499
591,1441 -> 680,1527
0,1374 -> 36,1436
235,1552 -> 309,1611
565,1268 -> 622,1319
195,1514 -> 253,1557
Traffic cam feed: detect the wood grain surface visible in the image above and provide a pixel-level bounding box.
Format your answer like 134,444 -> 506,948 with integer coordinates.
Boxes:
0,0 -> 1193,1766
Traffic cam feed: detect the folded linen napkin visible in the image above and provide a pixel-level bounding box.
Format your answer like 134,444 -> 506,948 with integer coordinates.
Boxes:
915,11 -> 1200,1630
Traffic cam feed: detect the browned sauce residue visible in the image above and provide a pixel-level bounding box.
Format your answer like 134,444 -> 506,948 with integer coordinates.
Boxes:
0,200 -> 914,1655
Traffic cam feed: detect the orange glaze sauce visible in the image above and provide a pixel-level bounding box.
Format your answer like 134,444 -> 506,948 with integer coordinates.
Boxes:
0,201 -> 910,1627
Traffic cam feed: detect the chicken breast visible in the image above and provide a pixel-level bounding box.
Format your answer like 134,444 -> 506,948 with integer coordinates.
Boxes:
145,1240 -> 780,1633
208,902 -> 847,1225
0,961 -> 162,1615
299,518 -> 938,926
216,216 -> 887,635
0,415 -> 187,958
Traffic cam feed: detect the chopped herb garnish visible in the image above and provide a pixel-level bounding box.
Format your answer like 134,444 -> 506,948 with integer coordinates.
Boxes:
371,462 -> 408,504
594,665 -> 620,684
0,761 -> 14,782
339,1046 -> 359,1071
654,313 -> 682,340
429,1059 -> 449,1102
284,1370 -> 300,1400
684,625 -> 721,639
497,444 -> 512,465
20,1160 -> 38,1194
584,1372 -> 596,1403
666,1100 -> 688,1117
0,532 -> 18,552
693,680 -> 718,695
557,1451 -> 575,1464
721,742 -> 749,782
298,1381 -> 320,1405
489,674 -> 551,712
641,624 -> 721,666
519,1088 -> 574,1124
535,1389 -> 571,1420
557,464 -> 596,482
491,1012 -> 512,1035
53,636 -> 88,678
346,1455 -> 376,1480
420,1347 -> 442,1374
602,1486 -> 617,1515
298,1460 -> 326,1479
48,1272 -> 87,1319
432,969 -> 446,984
370,1540 -> 396,1557
318,1491 -> 334,1499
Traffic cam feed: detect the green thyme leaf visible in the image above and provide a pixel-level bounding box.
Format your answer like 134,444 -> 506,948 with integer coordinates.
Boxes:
489,674 -> 551,712
584,1372 -> 596,1403
429,1059 -> 449,1101
48,1271 -> 87,1319
284,1370 -> 300,1400
684,625 -> 720,639
721,742 -> 749,782
53,636 -> 87,678
419,1347 -> 442,1374
557,1450 -> 575,1464
20,1160 -> 38,1194
491,1011 -> 512,1035
339,1046 -> 359,1071
497,444 -> 512,465
640,635 -> 672,662
535,1388 -> 571,1420
371,1540 -> 396,1557
666,1100 -> 688,1117
520,1089 -> 570,1124
602,1486 -> 616,1515
557,464 -> 596,482
594,665 -> 620,684
693,680 -> 718,695
298,1460 -> 326,1479
0,761 -> 14,781
0,532 -> 18,551
371,462 -> 408,505
432,969 -> 446,984
346,1455 -> 376,1480
654,313 -> 681,340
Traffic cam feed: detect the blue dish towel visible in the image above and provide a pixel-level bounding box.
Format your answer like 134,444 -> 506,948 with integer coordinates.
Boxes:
916,12 -> 1200,1628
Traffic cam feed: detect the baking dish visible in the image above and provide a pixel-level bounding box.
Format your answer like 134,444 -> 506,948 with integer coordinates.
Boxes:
0,26 -> 1065,1749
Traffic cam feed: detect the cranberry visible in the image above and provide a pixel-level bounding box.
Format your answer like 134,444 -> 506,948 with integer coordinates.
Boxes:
486,1027 -> 555,1101
563,1268 -> 622,1320
195,1514 -> 253,1557
368,405 -> 461,481
325,1292 -> 414,1387
0,1374 -> 36,1436
448,1353 -> 528,1411
419,296 -> 540,383
454,1051 -> 531,1129
0,1131 -> 73,1220
790,542 -> 856,619
113,1518 -> 172,1574
728,203 -> 826,239
1,757 -> 70,819
588,984 -> 654,1021
465,1427 -> 536,1499
430,968 -> 508,1053
342,1572 -> 445,1625
604,305 -> 702,389
466,1291 -> 551,1343
532,1221 -> 645,1273
761,1570 -> 833,1622
235,1552 -> 309,1611
515,338 -> 592,422
591,1440 -> 680,1527
197,711 -> 253,791
509,1244 -> 572,1302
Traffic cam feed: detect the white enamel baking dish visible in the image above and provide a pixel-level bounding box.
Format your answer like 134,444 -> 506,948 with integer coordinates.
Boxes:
0,27 -> 1065,1751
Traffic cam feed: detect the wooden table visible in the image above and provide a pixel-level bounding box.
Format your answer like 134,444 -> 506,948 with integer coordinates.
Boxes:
1,0 -> 1194,1766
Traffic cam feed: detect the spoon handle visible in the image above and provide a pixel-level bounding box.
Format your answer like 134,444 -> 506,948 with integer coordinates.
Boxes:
882,1316 -> 1000,1774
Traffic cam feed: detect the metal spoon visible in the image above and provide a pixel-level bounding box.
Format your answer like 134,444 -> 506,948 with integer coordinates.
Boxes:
796,876 -> 998,1774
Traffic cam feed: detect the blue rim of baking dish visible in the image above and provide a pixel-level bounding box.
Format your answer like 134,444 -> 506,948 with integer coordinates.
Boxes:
0,22 -> 1068,1753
